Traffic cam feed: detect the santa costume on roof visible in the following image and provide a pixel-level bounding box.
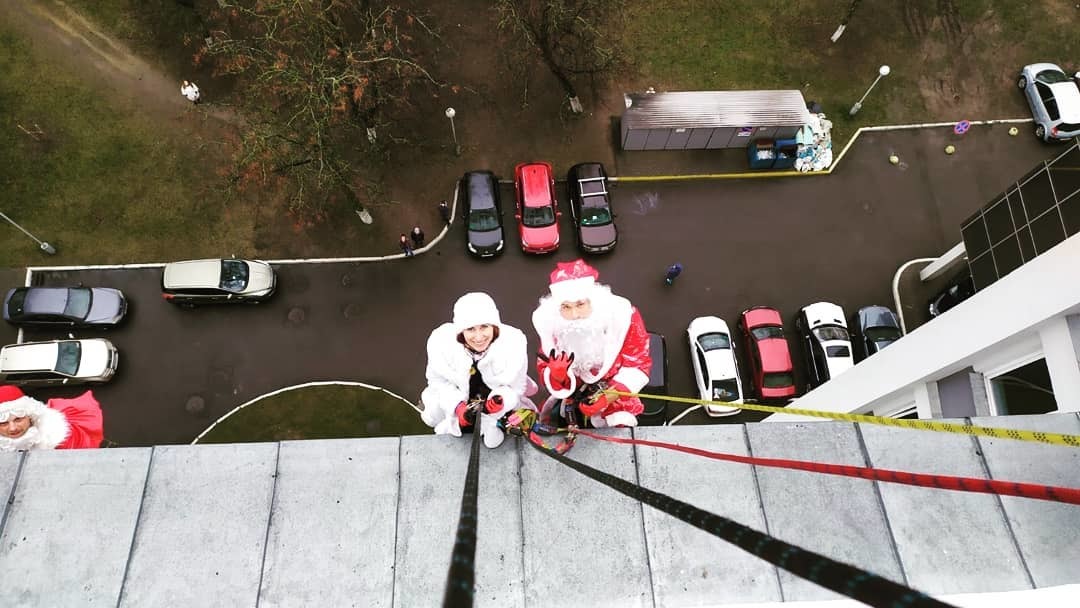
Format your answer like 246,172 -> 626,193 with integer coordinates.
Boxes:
533,259 -> 651,427
420,292 -> 536,448
0,385 -> 104,452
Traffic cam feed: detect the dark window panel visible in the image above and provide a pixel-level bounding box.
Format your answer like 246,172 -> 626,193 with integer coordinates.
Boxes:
1060,193 -> 1080,236
1007,190 -> 1027,227
984,198 -> 1015,245
1048,146 -> 1080,203
968,252 -> 998,291
1030,208 -> 1067,254
961,215 -> 991,258
1017,226 -> 1037,262
1019,168 -> 1056,219
991,237 -> 1023,278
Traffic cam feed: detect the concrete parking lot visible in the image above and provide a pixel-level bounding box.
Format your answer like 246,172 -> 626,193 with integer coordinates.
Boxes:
2,124 -> 1058,445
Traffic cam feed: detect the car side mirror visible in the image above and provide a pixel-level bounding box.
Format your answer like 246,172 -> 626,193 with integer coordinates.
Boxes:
68,333 -> 75,339
62,378 -> 70,384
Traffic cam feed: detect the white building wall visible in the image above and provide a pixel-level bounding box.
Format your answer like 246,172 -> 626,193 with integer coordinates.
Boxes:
769,233 -> 1080,422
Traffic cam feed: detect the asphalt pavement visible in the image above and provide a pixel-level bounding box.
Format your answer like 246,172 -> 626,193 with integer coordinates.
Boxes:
0,124 -> 1060,446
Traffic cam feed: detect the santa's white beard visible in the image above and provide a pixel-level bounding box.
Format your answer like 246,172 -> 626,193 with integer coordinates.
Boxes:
0,426 -> 44,452
552,316 -> 608,381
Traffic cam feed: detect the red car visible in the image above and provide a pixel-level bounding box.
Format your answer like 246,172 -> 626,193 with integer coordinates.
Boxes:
514,162 -> 561,253
738,306 -> 797,400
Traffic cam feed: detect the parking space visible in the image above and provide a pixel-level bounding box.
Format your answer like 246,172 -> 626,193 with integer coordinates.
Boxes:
1,125 -> 1059,444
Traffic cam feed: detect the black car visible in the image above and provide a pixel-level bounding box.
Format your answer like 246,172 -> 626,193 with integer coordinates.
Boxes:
855,305 -> 902,359
567,162 -> 617,253
3,287 -> 128,328
462,171 -> 505,258
928,273 -> 975,317
640,332 -> 669,425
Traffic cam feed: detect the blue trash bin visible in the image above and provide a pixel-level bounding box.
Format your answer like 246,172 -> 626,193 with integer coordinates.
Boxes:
747,138 -> 776,169
773,138 -> 798,170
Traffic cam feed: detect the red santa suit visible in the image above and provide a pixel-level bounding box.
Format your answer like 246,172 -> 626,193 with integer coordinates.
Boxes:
420,292 -> 536,448
0,385 -> 104,452
533,259 -> 651,427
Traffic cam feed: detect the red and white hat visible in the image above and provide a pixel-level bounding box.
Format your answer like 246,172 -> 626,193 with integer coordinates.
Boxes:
548,259 -> 600,304
0,385 -> 69,451
0,385 -> 42,422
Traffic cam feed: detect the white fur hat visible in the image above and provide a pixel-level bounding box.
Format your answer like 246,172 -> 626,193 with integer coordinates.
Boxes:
452,292 -> 502,333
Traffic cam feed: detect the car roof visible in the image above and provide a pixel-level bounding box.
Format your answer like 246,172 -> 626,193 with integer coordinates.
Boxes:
742,306 -> 782,328
465,171 -> 498,211
0,341 -> 59,372
1049,81 -> 1080,119
802,302 -> 847,328
163,259 -> 223,289
703,345 -> 738,379
518,163 -> 552,207
21,287 -> 74,315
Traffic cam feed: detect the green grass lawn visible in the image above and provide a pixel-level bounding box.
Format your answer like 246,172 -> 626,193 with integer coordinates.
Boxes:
197,384 -> 431,444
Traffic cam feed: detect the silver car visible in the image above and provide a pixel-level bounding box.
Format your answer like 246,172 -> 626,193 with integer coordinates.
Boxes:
162,258 -> 277,306
3,287 -> 127,328
0,338 -> 119,387
1018,63 -> 1080,141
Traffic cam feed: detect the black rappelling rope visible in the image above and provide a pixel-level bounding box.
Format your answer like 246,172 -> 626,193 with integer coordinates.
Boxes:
528,438 -> 956,608
442,426 -> 482,608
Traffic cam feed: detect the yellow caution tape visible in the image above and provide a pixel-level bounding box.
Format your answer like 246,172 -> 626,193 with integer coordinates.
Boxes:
607,390 -> 1080,448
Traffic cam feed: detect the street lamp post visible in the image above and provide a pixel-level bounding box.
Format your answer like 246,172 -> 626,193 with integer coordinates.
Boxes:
0,211 -> 56,255
849,65 -> 891,116
444,107 -> 460,156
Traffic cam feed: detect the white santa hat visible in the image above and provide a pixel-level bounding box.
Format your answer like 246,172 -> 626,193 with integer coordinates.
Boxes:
452,292 -> 502,334
0,385 -> 69,451
547,258 -> 601,304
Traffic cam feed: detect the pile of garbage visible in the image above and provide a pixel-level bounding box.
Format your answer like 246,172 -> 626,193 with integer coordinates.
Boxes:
794,112 -> 834,172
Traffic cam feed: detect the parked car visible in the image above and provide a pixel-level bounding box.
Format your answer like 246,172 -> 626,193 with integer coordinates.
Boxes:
640,331 -> 669,425
855,305 -> 902,359
795,302 -> 854,390
737,306 -> 796,400
513,161 -> 560,253
162,258 -> 276,306
3,287 -> 127,328
461,171 -> 505,258
0,338 -> 118,386
1018,63 -> 1080,141
567,162 -> 617,254
688,316 -> 742,417
928,273 -> 975,318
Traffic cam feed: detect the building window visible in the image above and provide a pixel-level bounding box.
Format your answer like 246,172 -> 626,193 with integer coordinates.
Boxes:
988,358 -> 1058,415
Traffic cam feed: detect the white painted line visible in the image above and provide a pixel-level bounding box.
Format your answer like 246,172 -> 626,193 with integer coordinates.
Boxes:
190,380 -> 421,445
891,257 -> 938,335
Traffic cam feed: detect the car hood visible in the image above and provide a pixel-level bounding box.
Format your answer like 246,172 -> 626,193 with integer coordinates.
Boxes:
86,289 -> 126,324
522,225 -> 559,248
757,338 -> 793,373
580,223 -> 617,248
76,340 -> 115,377
245,262 -> 275,294
468,227 -> 503,248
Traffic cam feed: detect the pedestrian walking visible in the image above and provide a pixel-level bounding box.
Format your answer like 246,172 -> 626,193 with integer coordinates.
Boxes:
664,262 -> 683,286
180,80 -> 201,104
399,233 -> 415,257
411,225 -> 425,248
438,199 -> 451,224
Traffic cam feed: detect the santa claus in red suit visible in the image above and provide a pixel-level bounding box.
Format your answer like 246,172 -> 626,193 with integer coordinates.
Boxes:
533,259 -> 651,427
0,385 -> 104,451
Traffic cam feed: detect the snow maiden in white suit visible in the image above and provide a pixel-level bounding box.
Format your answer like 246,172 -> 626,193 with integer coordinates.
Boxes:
420,292 -> 536,448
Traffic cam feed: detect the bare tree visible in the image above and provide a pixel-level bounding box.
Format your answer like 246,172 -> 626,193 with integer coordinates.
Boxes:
198,0 -> 438,217
494,0 -> 626,113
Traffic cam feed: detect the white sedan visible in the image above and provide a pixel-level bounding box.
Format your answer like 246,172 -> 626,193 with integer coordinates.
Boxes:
688,316 -> 743,417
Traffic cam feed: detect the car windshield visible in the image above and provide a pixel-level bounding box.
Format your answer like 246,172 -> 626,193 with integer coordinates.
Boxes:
751,325 -> 784,340
7,290 -> 26,313
469,208 -> 500,231
865,326 -> 901,341
1037,69 -> 1070,84
580,204 -> 612,226
711,379 -> 739,401
698,332 -> 731,351
826,345 -> 851,358
220,259 -> 250,292
55,341 -> 80,376
63,288 -> 91,319
523,204 -> 555,227
812,326 -> 849,342
763,372 -> 794,389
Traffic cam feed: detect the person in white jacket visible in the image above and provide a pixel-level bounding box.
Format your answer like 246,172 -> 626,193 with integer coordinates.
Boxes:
420,292 -> 536,448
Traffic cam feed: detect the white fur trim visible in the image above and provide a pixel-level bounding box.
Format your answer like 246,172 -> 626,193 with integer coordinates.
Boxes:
533,288 -> 633,386
604,411 -> 638,428
613,366 -> 650,394
548,276 -> 596,303
0,396 -> 70,451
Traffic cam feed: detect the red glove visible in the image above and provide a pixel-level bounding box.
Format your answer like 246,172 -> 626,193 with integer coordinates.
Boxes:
538,350 -> 575,391
580,382 -> 629,418
484,395 -> 504,414
455,401 -> 476,428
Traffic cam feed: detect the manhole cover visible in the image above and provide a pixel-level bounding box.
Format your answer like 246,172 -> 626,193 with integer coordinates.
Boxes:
288,307 -> 306,324
343,303 -> 363,319
185,396 -> 205,415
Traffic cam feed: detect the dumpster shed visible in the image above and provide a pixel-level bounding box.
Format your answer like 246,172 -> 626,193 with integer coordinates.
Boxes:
621,90 -> 813,151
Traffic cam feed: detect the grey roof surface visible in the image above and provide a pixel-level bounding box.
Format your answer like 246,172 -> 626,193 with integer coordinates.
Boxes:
622,91 -> 813,129
2,414 -> 1078,607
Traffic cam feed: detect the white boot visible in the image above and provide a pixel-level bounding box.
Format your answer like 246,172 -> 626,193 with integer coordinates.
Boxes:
604,411 -> 638,428
480,415 -> 505,448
